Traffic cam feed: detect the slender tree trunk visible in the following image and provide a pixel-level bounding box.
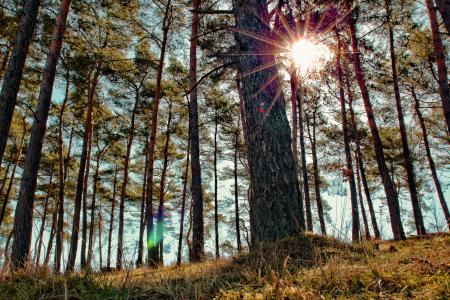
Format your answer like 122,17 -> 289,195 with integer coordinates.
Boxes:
35,166 -> 54,266
234,0 -> 303,244
412,88 -> 450,230
80,127 -> 93,270
345,0 -> 405,240
67,68 -> 99,272
336,30 -> 360,242
189,0 -> 205,261
298,84 -> 313,231
10,0 -> 72,267
0,161 -> 11,197
0,47 -> 11,81
347,80 -> 381,239
87,155 -> 100,270
0,0 -> 41,167
426,0 -> 450,135
106,164 -> 118,270
306,110 -> 326,235
2,229 -> 13,272
44,194 -> 58,266
177,134 -> 190,265
136,153 -> 147,267
145,0 -> 171,267
213,108 -> 220,258
435,0 -> 450,35
234,127 -> 242,252
355,150 -> 371,239
385,0 -> 426,236
117,96 -> 139,270
98,210 -> 102,269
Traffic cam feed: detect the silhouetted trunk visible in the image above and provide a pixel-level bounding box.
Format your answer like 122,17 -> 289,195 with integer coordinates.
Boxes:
98,210 -> 103,269
10,0 -> 71,267
306,110 -> 326,235
234,0 -> 303,244
0,124 -> 25,228
189,0 -> 205,262
44,195 -> 58,266
213,107 -> 220,258
0,161 -> 12,197
347,79 -> 381,239
426,0 -> 450,135
355,150 -> 371,239
117,95 -> 139,270
35,166 -> 54,266
336,30 -> 360,242
234,126 -> 242,252
1,229 -> 13,272
67,68 -> 100,272
0,0 -> 40,167
412,88 -> 450,230
87,154 -> 100,270
80,127 -> 93,270
177,134 -> 190,265
145,0 -> 171,267
435,0 -> 450,35
298,84 -> 313,231
0,47 -> 11,81
106,164 -> 118,270
345,0 -> 405,240
136,154 -> 147,267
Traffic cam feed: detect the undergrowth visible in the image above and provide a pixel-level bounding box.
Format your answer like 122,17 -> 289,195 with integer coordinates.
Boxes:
0,233 -> 448,299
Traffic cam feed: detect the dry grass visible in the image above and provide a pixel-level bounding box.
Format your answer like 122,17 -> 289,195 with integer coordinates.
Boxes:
0,233 -> 448,299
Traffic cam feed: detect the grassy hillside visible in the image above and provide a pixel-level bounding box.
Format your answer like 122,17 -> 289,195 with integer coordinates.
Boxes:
0,233 -> 448,299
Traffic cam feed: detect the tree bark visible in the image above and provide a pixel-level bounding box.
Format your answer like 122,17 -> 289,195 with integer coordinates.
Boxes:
355,149 -> 371,239
385,0 -> 426,235
11,0 -> 71,267
106,164 -> 118,270
345,0 -> 405,240
177,133 -> 190,265
234,125 -> 242,251
435,0 -> 450,35
0,0 -> 40,167
0,47 -> 11,81
426,0 -> 450,135
87,154 -> 100,270
234,0 -> 303,244
412,87 -> 450,230
136,153 -> 147,267
213,106 -> 220,258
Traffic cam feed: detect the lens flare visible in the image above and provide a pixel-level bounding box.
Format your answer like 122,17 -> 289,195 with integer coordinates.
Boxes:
290,39 -> 332,76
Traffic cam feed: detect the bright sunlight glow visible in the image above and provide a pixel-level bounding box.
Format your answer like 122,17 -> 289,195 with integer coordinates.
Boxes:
290,39 -> 332,76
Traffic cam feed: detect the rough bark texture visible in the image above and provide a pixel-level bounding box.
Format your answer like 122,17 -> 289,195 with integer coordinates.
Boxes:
0,0 -> 40,167
234,0 -> 303,244
426,0 -> 450,135
189,0 -> 204,261
345,0 -> 405,240
412,88 -> 450,230
435,0 -> 450,35
336,31 -> 360,242
385,0 -> 426,235
11,0 -> 71,267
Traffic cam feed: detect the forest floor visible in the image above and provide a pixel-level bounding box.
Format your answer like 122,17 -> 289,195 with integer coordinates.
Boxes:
0,233 -> 448,299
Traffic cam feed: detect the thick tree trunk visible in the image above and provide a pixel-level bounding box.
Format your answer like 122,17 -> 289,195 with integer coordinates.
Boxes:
106,164 -> 118,270
117,96 -> 139,270
234,127 -> 242,251
355,150 -> 371,239
177,134 -> 190,265
213,108 -> 220,258
336,30 -> 360,242
435,0 -> 450,35
234,0 -> 303,244
297,84 -> 313,231
0,0 -> 40,167
385,0 -> 426,236
412,88 -> 450,230
426,0 -> 450,135
345,0 -> 405,240
80,127 -> 93,270
67,69 -> 99,272
10,0 -> 71,267
87,155 -> 100,270
306,110 -> 326,235
189,0 -> 205,262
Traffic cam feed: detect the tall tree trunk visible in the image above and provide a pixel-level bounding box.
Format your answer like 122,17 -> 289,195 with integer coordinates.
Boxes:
117,95 -> 139,270
412,87 -> 450,230
213,107 -> 220,258
35,166 -> 54,266
145,0 -> 171,267
435,0 -> 450,35
426,0 -> 450,135
177,133 -> 190,265
385,0 -> 426,236
298,84 -> 313,231
189,0 -> 205,262
355,150 -> 371,239
10,0 -> 71,267
234,0 -> 303,244
80,127 -> 93,270
156,100 -> 173,266
44,193 -> 58,266
0,0 -> 40,167
0,160 -> 12,197
0,123 -> 25,228
347,79 -> 381,239
1,229 -> 13,272
67,68 -> 100,272
345,0 -> 405,240
336,30 -> 360,242
106,164 -> 118,270
234,126 -> 242,252
136,153 -> 147,267
87,155 -> 100,270
98,210 -> 103,269
306,110 -> 326,235
0,47 -> 11,81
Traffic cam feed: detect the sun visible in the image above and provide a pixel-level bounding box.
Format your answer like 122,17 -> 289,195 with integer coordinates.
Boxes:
290,39 -> 332,76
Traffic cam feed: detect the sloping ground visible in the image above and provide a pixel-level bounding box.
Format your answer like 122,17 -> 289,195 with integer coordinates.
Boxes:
0,233 -> 448,299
